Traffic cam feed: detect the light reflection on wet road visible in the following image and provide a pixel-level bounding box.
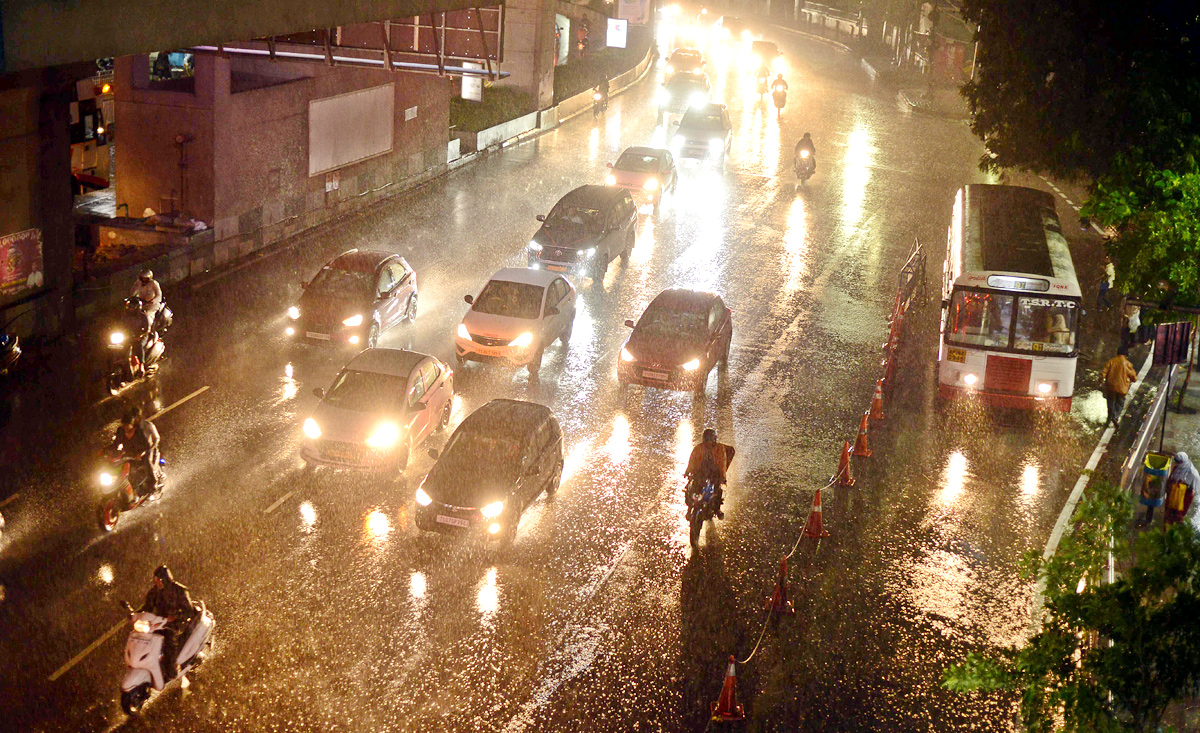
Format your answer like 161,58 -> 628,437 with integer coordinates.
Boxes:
0,17 -> 1112,733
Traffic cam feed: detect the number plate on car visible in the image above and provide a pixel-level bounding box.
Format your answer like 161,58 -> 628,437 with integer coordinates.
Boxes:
642,370 -> 669,380
547,265 -> 567,272
306,331 -> 331,341
436,514 -> 470,528
947,348 -> 966,363
472,345 -> 504,357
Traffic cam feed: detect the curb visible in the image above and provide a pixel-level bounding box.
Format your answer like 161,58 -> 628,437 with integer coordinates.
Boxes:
769,23 -> 854,54
897,89 -> 971,121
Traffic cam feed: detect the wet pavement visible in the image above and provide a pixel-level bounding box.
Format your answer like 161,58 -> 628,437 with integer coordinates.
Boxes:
0,20 -> 1112,732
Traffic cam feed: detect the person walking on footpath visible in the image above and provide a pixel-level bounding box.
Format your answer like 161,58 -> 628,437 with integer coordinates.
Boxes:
1098,255 -> 1115,310
1101,345 -> 1137,428
1164,452 -> 1200,526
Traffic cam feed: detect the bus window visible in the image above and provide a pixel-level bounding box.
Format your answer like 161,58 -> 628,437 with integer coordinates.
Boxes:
1013,297 -> 1077,354
947,290 -> 1013,348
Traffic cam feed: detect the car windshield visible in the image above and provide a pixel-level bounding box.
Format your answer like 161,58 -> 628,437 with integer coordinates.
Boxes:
946,289 -> 1014,349
1012,297 -> 1078,354
433,430 -> 523,502
473,280 -> 544,320
545,202 -> 603,233
637,305 -> 709,341
679,109 -> 725,131
323,370 -> 406,412
309,267 -> 373,300
615,152 -> 662,173
666,77 -> 708,94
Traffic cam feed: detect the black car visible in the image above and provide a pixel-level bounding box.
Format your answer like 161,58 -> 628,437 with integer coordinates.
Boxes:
527,185 -> 638,279
619,288 -> 733,396
286,249 -> 417,348
415,399 -> 563,543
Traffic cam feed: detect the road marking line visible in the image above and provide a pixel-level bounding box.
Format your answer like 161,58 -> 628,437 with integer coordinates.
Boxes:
0,493 -> 18,509
1031,349 -> 1154,626
48,619 -> 127,681
264,491 -> 295,515
149,386 -> 210,421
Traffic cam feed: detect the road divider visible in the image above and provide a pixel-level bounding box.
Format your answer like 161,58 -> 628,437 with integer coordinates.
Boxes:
47,619 -> 126,681
264,491 -> 295,515
149,385 -> 210,421
0,492 -> 19,509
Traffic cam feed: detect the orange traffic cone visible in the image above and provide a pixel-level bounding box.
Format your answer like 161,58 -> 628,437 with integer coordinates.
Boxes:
835,440 -> 855,486
710,655 -> 745,722
764,556 -> 795,615
804,487 -> 830,538
869,378 -> 886,421
851,411 -> 873,457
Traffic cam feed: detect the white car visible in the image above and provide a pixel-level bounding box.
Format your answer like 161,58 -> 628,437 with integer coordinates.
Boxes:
301,348 -> 454,476
455,268 -> 577,377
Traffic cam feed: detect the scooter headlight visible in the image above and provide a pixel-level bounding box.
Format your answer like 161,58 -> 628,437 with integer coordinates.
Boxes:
99,472 -> 114,487
109,331 -> 125,345
799,149 -> 810,159
133,619 -> 150,633
481,500 -> 505,519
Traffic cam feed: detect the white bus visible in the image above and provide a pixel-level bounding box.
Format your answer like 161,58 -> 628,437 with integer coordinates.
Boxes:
938,184 -> 1081,411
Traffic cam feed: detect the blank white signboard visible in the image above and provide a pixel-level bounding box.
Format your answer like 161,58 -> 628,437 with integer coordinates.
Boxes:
309,84 -> 395,176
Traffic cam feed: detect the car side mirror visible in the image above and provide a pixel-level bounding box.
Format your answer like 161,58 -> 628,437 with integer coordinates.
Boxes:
428,448 -> 440,460
121,601 -> 135,614
378,290 -> 392,299
545,307 -> 560,317
464,294 -> 474,305
624,319 -> 635,328
312,387 -> 324,399
536,214 -> 546,222
301,280 -> 310,289
606,162 -> 614,169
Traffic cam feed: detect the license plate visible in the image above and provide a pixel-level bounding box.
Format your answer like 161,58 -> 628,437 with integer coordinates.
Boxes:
472,345 -> 504,357
547,265 -> 567,272
324,447 -> 357,461
642,369 -> 669,381
947,348 -> 966,363
436,514 -> 470,528
306,331 -> 331,341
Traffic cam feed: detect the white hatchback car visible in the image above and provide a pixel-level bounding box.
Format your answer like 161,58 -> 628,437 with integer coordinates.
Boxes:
455,268 -> 577,377
301,348 -> 454,476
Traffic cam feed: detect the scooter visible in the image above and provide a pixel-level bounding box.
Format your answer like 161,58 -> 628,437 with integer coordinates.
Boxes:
97,448 -> 166,532
117,600 -> 215,715
755,73 -> 769,96
794,149 -> 815,184
106,297 -> 172,395
0,332 -> 19,376
592,90 -> 608,117
772,87 -> 787,114
686,479 -> 722,546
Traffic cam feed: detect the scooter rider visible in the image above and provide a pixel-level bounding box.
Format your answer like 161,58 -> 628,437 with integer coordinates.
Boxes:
684,428 -> 735,519
772,73 -> 788,93
794,132 -> 816,172
140,565 -> 196,683
132,269 -> 163,330
112,408 -> 162,497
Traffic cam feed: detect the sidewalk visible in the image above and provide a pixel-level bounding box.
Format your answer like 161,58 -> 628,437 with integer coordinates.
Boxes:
897,86 -> 970,121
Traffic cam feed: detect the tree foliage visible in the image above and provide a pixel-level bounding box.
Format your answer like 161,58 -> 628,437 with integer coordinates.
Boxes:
945,477 -> 1200,732
959,0 -> 1200,304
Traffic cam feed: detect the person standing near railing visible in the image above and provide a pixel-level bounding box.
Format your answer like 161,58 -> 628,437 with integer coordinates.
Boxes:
1101,345 -> 1137,428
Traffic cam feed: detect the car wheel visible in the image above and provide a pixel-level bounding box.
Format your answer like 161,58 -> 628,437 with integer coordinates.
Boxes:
592,255 -> 609,281
693,369 -> 708,397
405,293 -> 418,323
621,231 -> 634,261
545,461 -> 564,496
559,321 -> 572,346
455,354 -> 465,367
366,324 -> 379,349
527,345 -> 544,378
720,339 -> 731,369
393,438 -> 412,477
438,400 -> 452,431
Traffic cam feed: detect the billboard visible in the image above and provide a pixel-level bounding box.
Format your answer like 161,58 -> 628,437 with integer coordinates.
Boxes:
607,19 -> 629,49
618,0 -> 651,25
0,228 -> 44,305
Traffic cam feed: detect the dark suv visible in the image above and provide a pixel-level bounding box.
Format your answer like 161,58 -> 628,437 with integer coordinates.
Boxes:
527,185 -> 638,280
414,399 -> 563,543
287,249 -> 417,348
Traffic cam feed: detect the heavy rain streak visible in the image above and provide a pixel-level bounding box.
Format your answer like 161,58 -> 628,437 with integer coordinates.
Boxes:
0,4 -> 1117,731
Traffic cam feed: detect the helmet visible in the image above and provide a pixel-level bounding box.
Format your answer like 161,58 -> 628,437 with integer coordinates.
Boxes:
153,564 -> 173,582
121,408 -> 140,425
702,428 -> 717,443
802,132 -> 812,140
140,269 -> 154,280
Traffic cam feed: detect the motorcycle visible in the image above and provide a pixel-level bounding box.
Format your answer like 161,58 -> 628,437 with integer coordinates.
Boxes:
794,149 -> 815,184
592,90 -> 608,117
772,87 -> 787,113
755,73 -> 769,96
117,600 -> 215,715
686,479 -> 722,546
0,332 -> 19,376
106,297 -> 172,395
97,447 -> 165,532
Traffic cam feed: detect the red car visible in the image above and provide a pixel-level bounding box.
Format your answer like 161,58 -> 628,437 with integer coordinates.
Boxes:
618,289 -> 732,396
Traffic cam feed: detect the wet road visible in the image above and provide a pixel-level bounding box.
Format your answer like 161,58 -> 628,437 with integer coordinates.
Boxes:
0,21 -> 1111,732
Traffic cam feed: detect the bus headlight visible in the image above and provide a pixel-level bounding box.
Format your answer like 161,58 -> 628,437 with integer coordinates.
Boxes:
1036,381 -> 1057,395
481,501 -> 505,519
962,373 -> 978,387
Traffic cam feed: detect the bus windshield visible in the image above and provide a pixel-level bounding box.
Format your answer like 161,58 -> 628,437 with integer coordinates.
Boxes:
947,289 -> 1078,354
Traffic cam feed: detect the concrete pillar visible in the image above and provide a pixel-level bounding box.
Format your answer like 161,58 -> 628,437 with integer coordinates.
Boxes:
497,0 -> 556,109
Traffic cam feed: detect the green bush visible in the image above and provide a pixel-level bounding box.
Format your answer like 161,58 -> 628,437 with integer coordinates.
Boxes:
449,87 -> 535,133
552,25 -> 653,104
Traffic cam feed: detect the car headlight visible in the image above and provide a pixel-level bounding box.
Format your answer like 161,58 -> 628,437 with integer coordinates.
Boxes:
644,178 -> 659,191
585,248 -> 597,259
709,138 -> 724,152
621,348 -> 635,362
133,620 -> 150,633
303,417 -> 322,439
665,64 -> 674,74
99,472 -> 114,487
415,487 -> 432,506
342,314 -> 363,327
606,174 -> 617,186
480,500 -> 505,519
773,57 -> 787,73
288,306 -> 300,320
457,323 -> 471,339
656,89 -> 670,104
689,92 -> 707,107
510,332 -> 535,348
109,331 -> 125,345
285,327 -> 295,336
681,358 -> 701,371
671,135 -> 684,150
528,241 -> 542,252
366,422 -> 400,448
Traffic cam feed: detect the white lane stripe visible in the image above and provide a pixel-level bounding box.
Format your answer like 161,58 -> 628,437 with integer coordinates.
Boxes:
148,386 -> 210,421
0,492 -> 18,509
48,619 -> 127,681
1031,349 -> 1154,626
264,491 -> 295,515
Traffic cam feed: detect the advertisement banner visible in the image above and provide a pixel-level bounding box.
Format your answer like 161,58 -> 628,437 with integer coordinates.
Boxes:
0,228 -> 45,304
607,18 -> 629,49
618,0 -> 650,25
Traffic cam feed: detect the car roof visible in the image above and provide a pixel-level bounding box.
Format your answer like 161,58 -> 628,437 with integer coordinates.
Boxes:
328,249 -> 396,273
458,398 -> 552,439
343,348 -> 429,378
487,266 -> 559,287
556,184 -> 629,209
672,48 -> 703,57
619,146 -> 669,158
648,288 -> 719,312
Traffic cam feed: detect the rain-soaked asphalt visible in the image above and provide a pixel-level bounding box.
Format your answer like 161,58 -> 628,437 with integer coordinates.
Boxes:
0,20 -> 1115,732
